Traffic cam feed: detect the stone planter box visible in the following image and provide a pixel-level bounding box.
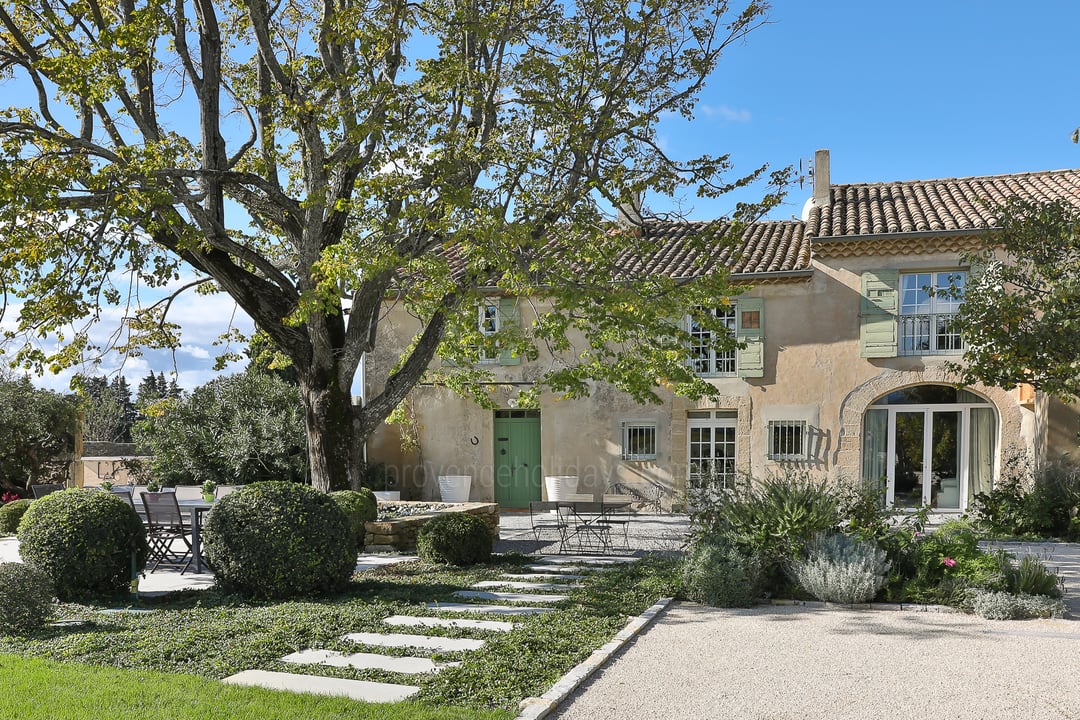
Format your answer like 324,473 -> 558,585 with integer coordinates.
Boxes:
364,501 -> 500,552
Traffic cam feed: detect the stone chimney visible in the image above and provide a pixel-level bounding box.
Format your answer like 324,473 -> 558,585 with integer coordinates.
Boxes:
616,193 -> 644,227
813,148 -> 830,207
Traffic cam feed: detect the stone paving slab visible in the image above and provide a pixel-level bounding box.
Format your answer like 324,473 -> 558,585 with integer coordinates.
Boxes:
383,615 -> 517,632
281,649 -> 448,674
473,580 -> 581,591
525,565 -> 615,574
535,555 -> 638,565
426,602 -> 551,616
342,631 -> 485,652
453,590 -> 568,603
222,669 -> 419,703
503,572 -> 588,580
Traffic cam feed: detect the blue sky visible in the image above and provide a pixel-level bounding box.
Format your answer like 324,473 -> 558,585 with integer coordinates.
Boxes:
653,1 -> 1080,222
23,0 -> 1080,392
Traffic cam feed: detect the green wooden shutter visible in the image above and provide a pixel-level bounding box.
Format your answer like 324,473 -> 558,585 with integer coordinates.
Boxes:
498,297 -> 521,366
860,270 -> 899,358
736,297 -> 765,378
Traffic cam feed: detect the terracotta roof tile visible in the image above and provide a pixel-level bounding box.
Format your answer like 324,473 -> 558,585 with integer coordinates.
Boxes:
628,220 -> 811,277
807,168 -> 1080,238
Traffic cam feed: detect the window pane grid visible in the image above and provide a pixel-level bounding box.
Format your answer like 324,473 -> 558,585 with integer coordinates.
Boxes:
622,422 -> 657,461
768,420 -> 806,461
689,424 -> 736,489
898,272 -> 965,356
689,307 -> 737,376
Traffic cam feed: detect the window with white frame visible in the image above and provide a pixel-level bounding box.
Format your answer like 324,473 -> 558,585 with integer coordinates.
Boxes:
767,420 -> 807,461
478,302 -> 500,363
621,422 -> 657,461
899,271 -> 965,356
687,411 -> 738,490
689,306 -> 737,376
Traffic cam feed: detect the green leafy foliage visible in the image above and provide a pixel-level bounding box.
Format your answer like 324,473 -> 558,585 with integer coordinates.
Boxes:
202,482 -> 354,599
0,562 -> 54,633
0,498 -> 32,534
0,0 -> 784,494
17,489 -> 148,600
787,532 -> 890,604
1005,554 -> 1062,598
329,489 -> 378,552
415,513 -> 493,566
680,535 -> 761,607
949,198 -> 1080,401
0,375 -> 78,495
971,452 -> 1080,540
690,471 -> 840,594
133,370 -> 307,486
968,590 -> 1067,620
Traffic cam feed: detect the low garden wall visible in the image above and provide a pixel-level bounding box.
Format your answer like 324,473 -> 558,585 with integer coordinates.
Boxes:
364,501 -> 500,552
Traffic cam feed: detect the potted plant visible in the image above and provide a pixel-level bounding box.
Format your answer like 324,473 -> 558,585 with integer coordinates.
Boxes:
201,480 -> 218,503
100,479 -> 114,492
146,478 -> 162,493
359,462 -> 399,501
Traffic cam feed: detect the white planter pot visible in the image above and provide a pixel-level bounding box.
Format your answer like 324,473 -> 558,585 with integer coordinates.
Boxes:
544,475 -> 579,501
438,475 -> 472,503
373,491 -> 401,501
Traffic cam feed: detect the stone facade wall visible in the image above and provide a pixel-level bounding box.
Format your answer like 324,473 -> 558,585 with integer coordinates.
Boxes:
364,501 -> 500,552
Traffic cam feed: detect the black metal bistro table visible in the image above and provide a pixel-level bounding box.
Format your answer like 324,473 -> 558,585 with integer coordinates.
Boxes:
556,500 -> 632,554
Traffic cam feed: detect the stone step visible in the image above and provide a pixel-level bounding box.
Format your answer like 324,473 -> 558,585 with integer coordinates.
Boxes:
281,649 -> 452,675
355,554 -> 419,572
472,580 -> 581,591
383,615 -> 516,632
536,554 -> 638,564
524,564 -> 616,574
502,572 -> 588,581
342,632 -> 485,652
222,669 -> 420,703
425,602 -> 550,616
452,590 -> 568,603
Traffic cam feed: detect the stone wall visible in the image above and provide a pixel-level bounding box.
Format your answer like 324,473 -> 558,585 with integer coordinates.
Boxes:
364,501 -> 500,552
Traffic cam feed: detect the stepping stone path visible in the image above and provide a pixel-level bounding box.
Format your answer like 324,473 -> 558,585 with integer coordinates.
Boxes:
342,632 -> 486,652
382,615 -> 516,632
472,580 -> 582,591
223,554 -> 638,704
452,590 -> 569,603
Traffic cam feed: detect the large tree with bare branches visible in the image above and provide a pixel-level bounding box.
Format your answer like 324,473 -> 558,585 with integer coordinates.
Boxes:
0,0 -> 784,490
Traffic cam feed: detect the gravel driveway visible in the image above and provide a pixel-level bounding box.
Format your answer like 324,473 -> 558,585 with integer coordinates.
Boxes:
549,602 -> 1080,720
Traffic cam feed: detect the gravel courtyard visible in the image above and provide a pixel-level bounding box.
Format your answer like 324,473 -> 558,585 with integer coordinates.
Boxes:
550,602 -> 1080,720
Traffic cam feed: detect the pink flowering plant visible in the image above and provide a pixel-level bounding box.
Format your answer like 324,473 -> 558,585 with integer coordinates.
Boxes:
904,520 -> 1011,604
0,492 -> 19,504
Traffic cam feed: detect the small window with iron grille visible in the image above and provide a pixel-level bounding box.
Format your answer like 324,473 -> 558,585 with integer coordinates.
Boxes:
622,422 -> 657,461
768,420 -> 807,461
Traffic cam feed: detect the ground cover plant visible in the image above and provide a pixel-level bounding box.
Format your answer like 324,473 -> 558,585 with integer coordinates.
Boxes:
0,555 -> 679,716
684,471 -> 1065,615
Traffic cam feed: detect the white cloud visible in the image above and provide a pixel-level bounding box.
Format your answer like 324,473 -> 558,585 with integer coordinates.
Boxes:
699,104 -> 752,123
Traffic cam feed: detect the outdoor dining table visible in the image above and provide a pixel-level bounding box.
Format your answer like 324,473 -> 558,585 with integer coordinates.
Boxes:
176,498 -> 215,574
134,496 -> 216,574
555,500 -> 632,555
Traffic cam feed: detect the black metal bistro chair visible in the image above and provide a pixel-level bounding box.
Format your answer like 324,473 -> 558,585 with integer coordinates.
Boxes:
31,483 -> 65,499
140,491 -> 194,573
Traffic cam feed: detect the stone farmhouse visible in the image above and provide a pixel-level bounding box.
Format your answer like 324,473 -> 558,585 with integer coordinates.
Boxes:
365,150 -> 1080,511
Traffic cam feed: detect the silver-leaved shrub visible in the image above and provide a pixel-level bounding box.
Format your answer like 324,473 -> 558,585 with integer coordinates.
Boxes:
789,532 -> 890,604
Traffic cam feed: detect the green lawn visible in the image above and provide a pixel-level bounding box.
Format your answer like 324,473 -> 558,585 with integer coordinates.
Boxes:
0,556 -> 680,716
0,655 -> 506,720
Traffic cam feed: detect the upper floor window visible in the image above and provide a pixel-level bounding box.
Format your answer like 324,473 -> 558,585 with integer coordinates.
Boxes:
478,302 -> 500,363
689,306 -> 737,376
898,271 -> 965,356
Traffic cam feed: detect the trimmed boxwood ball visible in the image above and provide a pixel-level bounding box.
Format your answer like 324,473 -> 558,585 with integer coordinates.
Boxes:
203,481 -> 355,599
18,489 -> 148,600
0,562 -> 55,633
0,498 -> 33,534
329,489 -> 377,552
416,512 -> 492,566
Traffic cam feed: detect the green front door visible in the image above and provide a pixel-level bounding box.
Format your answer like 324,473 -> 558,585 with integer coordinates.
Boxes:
493,410 -> 541,509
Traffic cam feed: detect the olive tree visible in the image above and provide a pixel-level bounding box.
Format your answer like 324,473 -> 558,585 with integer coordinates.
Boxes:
0,0 -> 785,491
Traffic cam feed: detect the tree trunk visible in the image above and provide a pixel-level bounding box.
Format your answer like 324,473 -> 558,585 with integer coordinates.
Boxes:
299,372 -> 359,493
